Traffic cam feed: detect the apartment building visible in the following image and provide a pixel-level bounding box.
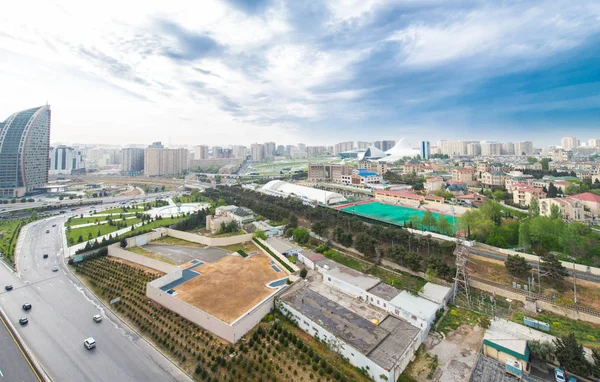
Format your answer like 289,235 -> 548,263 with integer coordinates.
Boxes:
539,197 -> 584,222
481,141 -> 503,156
424,176 -> 444,192
120,148 -> 144,174
480,171 -> 507,187
561,136 -> 578,149
144,147 -> 189,176
333,141 -> 354,155
308,163 -> 350,182
193,145 -> 209,160
452,168 -> 474,184
512,185 -> 546,207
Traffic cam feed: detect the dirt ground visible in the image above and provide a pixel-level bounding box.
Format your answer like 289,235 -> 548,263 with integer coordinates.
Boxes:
174,253 -> 282,323
408,325 -> 484,382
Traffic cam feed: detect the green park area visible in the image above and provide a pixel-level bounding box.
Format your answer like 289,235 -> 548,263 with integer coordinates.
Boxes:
0,219 -> 24,265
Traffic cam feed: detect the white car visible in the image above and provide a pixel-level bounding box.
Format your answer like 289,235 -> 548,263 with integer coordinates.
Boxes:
93,315 -> 102,323
84,337 -> 96,350
52,266 -> 59,272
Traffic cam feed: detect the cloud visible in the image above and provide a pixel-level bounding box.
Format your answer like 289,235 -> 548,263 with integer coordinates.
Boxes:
1,0 -> 599,146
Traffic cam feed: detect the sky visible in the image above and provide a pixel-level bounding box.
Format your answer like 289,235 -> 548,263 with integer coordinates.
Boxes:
1,0 -> 599,147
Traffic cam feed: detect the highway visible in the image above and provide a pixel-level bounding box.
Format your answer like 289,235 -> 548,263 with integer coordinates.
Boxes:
0,306 -> 41,382
0,212 -> 192,381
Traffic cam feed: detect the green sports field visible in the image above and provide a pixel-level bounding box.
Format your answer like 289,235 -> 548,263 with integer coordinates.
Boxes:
341,202 -> 455,228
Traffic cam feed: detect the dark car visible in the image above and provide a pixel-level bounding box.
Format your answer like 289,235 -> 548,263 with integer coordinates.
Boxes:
19,317 -> 28,325
22,303 -> 32,310
4,285 -> 13,291
43,254 -> 48,259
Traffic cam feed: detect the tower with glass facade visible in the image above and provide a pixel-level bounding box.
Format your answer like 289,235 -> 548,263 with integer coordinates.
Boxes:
0,105 -> 51,197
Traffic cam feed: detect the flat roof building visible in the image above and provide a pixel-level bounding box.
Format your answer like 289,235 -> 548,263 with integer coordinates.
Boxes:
261,180 -> 347,205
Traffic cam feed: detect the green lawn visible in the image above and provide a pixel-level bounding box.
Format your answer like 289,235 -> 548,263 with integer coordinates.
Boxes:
66,215 -> 137,227
97,207 -> 144,215
0,219 -> 24,265
126,246 -> 176,265
322,249 -> 370,272
217,242 -> 260,253
128,217 -> 181,236
67,223 -> 127,244
436,306 -> 490,334
367,266 -> 427,294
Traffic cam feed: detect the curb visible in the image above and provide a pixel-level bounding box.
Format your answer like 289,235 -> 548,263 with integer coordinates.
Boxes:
0,304 -> 52,382
64,259 -> 193,382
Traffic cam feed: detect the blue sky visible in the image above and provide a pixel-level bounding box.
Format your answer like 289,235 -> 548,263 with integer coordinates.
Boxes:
0,0 -> 599,146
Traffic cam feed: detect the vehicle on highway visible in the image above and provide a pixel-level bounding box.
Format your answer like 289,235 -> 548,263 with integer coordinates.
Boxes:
567,376 -> 578,382
52,266 -> 59,272
52,224 -> 56,227
554,368 -> 566,382
45,229 -> 50,233
43,253 -> 48,258
5,285 -> 13,291
84,337 -> 96,350
93,315 -> 102,323
22,303 -> 32,310
59,211 -> 66,214
19,317 -> 28,325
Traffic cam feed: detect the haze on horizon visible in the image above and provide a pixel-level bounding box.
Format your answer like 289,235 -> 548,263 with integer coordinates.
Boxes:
1,0 -> 599,147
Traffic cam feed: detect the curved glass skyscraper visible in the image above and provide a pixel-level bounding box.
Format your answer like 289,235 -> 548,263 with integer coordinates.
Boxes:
0,105 -> 51,198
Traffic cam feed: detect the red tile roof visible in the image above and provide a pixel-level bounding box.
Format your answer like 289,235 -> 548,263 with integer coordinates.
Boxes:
571,192 -> 600,203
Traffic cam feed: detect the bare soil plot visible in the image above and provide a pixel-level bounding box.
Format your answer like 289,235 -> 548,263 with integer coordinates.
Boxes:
174,253 -> 281,323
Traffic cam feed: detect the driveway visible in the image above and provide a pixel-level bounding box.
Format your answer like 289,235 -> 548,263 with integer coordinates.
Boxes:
143,244 -> 230,265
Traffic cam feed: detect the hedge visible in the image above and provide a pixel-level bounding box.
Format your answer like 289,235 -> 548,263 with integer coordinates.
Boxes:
237,249 -> 248,258
253,238 -> 294,273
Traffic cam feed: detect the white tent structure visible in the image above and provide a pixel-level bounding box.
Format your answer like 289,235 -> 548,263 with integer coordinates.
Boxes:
261,180 -> 347,205
379,137 -> 420,162
357,146 -> 388,161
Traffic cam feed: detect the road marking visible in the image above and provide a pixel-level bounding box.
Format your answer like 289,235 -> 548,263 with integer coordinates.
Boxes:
36,287 -> 40,291
0,368 -> 3,377
0,310 -> 43,382
60,279 -> 64,283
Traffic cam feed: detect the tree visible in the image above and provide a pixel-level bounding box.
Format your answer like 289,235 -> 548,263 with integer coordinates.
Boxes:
504,254 -> 531,276
404,252 -> 422,272
58,195 -> 64,201
421,210 -> 437,232
548,182 -> 558,198
311,221 -> 328,238
592,349 -> 600,378
565,182 -> 579,196
299,268 -> 308,279
408,214 -> 421,229
292,227 -> 309,244
540,158 -> 550,171
339,232 -> 353,247
550,204 -> 562,220
529,197 -> 540,217
437,216 -> 453,236
553,333 -> 591,377
527,157 -> 538,164
518,223 -> 531,251
527,340 -> 556,362
540,253 -> 567,283
253,230 -> 267,240
354,233 -> 377,259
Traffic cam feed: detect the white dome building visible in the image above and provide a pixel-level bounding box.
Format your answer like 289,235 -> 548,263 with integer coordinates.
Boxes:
260,180 -> 347,205
380,137 -> 420,162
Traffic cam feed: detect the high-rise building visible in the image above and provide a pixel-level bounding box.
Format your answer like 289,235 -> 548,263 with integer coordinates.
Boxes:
149,141 -> 164,149
381,140 -> 396,152
439,140 -> 470,156
251,143 -> 264,162
264,142 -> 276,158
0,105 -> 51,197
588,138 -> 600,148
480,141 -> 502,156
561,136 -> 577,149
193,145 -> 209,160
49,145 -> 83,175
357,141 -> 371,150
467,142 -> 481,156
144,147 -> 189,176
420,141 -> 430,160
307,146 -> 327,157
516,141 -> 534,155
121,148 -> 145,174
297,143 -> 306,152
501,142 -> 515,155
333,141 -> 354,155
276,145 -> 285,154
232,145 -> 248,159
373,141 -> 382,150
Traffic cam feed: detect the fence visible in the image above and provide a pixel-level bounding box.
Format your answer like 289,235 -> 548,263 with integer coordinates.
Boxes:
108,244 -> 178,274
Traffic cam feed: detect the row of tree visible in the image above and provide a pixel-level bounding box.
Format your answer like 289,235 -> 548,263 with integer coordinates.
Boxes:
529,333 -> 600,379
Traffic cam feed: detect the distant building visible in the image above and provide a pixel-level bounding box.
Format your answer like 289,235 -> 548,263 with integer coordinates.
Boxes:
308,163 -> 350,183
502,142 -> 515,155
333,141 -> 354,155
0,105 -> 51,197
357,141 -> 372,149
260,180 -> 347,205
452,168 -> 474,184
381,140 -> 396,152
424,176 -> 444,192
144,147 -> 189,176
467,142 -> 481,156
570,192 -> 600,216
49,145 -> 83,175
264,142 -> 276,158
121,148 -> 145,174
420,141 -> 430,160
193,145 -> 209,160
516,141 -> 534,155
539,197 -> 584,222
250,143 -> 264,162
480,171 -> 507,187
561,136 -> 577,149
481,141 -> 503,156
512,185 -> 546,207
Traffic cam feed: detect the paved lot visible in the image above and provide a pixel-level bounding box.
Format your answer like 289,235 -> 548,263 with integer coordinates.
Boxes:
143,244 -> 230,264
470,355 -> 550,382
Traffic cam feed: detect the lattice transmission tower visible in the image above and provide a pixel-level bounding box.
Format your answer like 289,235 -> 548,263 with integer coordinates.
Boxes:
452,239 -> 472,310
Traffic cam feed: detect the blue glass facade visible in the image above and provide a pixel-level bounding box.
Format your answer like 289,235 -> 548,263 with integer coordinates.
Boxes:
0,106 -> 51,197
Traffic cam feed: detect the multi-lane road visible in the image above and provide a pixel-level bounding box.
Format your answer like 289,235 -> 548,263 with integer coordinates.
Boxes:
0,198 -> 193,381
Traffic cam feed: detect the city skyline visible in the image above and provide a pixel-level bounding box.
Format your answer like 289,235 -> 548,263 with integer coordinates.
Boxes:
2,1 -> 599,146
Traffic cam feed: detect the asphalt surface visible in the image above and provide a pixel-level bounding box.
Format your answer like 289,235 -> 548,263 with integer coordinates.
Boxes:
0,215 -> 192,382
143,244 -> 230,264
0,308 -> 41,382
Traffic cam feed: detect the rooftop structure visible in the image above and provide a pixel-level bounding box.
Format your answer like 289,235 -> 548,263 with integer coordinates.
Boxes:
261,180 -> 347,205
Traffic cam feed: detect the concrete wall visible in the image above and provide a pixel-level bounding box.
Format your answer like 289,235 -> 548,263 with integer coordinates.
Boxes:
405,228 -> 475,246
146,283 -> 236,343
255,238 -> 299,273
165,228 -> 253,247
126,230 -> 163,247
297,253 -> 316,270
231,288 -> 288,342
108,244 -> 178,274
322,272 -> 366,300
